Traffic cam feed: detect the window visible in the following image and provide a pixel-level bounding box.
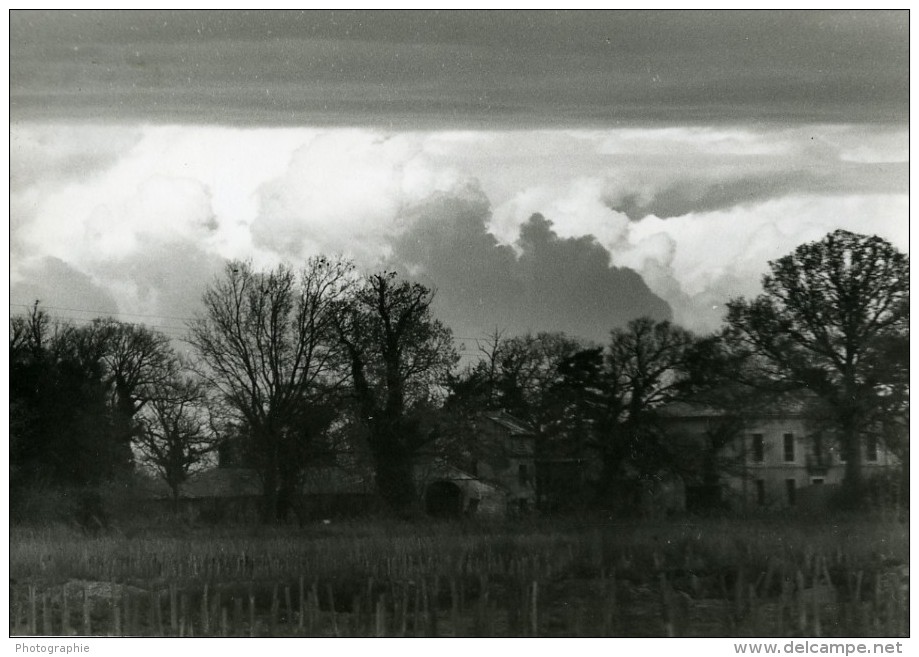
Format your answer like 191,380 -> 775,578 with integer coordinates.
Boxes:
783,433 -> 795,462
518,463 -> 530,486
866,436 -> 878,462
755,479 -> 766,506
751,434 -> 765,463
811,478 -> 825,486
785,478 -> 797,506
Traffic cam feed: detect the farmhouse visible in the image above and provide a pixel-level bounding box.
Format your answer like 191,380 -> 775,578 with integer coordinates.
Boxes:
418,410 -> 538,517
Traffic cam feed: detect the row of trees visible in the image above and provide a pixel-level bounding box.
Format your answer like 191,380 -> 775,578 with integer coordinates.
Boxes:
9,229 -> 908,522
10,307 -> 213,519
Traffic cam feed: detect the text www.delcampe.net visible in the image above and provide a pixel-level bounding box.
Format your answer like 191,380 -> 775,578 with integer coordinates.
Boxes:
734,642 -> 903,655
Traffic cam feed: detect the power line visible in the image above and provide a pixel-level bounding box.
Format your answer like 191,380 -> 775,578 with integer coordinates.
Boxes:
10,302 -> 491,353
9,302 -> 197,323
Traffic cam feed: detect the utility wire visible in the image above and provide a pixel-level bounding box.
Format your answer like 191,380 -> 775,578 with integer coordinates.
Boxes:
10,302 -> 489,352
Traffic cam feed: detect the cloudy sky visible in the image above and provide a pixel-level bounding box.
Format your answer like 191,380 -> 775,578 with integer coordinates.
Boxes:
9,10 -> 908,348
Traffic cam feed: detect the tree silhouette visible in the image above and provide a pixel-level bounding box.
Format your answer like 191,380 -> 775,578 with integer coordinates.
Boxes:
10,305 -> 119,522
598,318 -> 701,500
332,272 -> 457,513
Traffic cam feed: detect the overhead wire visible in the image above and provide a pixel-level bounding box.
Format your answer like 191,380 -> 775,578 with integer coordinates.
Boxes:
9,302 -> 490,353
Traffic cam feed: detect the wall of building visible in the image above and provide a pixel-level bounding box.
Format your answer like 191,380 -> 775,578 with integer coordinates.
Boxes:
664,412 -> 899,511
730,417 -> 898,509
473,417 -> 537,512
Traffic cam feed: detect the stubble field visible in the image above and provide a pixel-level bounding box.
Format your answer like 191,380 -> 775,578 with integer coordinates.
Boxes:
9,514 -> 909,638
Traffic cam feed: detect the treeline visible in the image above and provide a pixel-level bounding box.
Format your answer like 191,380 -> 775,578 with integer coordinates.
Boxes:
9,230 -> 908,524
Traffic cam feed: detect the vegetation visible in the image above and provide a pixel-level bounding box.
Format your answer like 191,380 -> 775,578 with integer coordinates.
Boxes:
8,516 -> 908,637
187,257 -> 353,522
8,230 -> 910,638
10,304 -> 178,526
135,374 -> 216,512
10,230 -> 909,523
331,271 -> 458,513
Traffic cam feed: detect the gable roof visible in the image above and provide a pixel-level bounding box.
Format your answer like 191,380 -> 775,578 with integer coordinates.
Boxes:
483,410 -> 535,436
656,401 -> 724,419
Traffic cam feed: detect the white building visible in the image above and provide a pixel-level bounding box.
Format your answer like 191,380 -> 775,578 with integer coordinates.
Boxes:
659,402 -> 899,510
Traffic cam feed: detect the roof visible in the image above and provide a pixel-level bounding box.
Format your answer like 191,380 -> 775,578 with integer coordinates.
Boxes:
416,461 -> 506,496
657,393 -> 820,420
656,401 -> 724,419
483,410 -> 535,436
418,461 -> 480,482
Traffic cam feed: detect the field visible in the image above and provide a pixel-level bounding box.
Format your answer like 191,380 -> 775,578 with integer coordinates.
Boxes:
9,515 -> 909,638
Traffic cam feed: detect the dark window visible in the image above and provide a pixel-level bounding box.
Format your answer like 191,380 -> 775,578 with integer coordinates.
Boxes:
813,433 -> 823,460
812,478 -> 824,486
755,479 -> 766,506
518,464 -> 530,486
752,434 -> 765,462
783,433 -> 795,462
785,478 -> 797,506
866,436 -> 878,462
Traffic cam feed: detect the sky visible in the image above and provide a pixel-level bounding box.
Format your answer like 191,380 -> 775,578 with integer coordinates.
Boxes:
9,9 -> 909,348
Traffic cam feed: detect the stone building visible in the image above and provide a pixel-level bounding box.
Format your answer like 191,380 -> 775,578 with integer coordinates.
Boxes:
418,410 -> 538,517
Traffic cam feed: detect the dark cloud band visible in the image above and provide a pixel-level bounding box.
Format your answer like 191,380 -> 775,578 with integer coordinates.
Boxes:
10,10 -> 908,127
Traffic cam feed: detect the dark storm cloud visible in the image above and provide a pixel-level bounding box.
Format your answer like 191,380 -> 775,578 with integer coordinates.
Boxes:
10,10 -> 907,126
608,161 -> 909,220
389,187 -> 670,344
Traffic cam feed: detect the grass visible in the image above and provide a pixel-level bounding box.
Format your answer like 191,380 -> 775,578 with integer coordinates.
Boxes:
9,514 -> 909,637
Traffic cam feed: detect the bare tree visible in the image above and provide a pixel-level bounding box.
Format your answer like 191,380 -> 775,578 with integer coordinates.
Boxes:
136,375 -> 216,512
188,257 -> 353,522
449,330 -> 583,426
100,319 -> 176,415
332,272 -> 458,513
92,319 -> 177,469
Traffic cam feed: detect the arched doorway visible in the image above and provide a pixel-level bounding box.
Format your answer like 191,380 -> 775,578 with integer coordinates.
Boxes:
425,480 -> 463,518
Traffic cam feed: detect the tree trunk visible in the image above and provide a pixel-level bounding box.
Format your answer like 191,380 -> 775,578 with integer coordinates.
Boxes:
372,443 -> 418,516
839,415 -> 863,509
260,466 -> 280,524
275,476 -> 299,523
170,486 -> 180,515
595,450 -> 621,509
113,388 -> 139,472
